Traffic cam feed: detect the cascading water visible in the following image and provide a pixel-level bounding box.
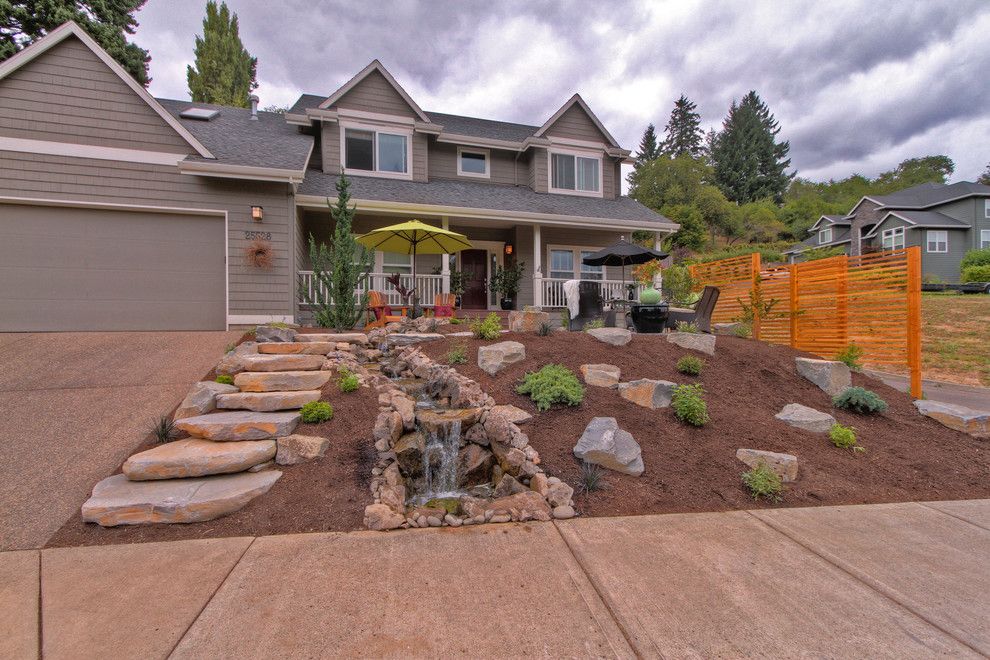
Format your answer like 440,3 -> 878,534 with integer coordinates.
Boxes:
419,419 -> 462,501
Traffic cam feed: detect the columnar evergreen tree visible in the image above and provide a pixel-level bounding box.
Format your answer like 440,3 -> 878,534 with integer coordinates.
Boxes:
634,124 -> 661,166
661,95 -> 703,158
710,91 -> 793,203
186,1 -> 257,107
0,0 -> 151,85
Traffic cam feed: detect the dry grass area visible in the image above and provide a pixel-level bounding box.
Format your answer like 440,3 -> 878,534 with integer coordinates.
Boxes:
918,293 -> 990,386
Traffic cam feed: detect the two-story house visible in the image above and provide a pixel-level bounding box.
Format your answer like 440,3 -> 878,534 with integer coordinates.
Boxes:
784,181 -> 990,281
0,21 -> 676,332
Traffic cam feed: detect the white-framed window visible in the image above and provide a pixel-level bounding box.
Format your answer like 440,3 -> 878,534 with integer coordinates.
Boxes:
926,230 -> 948,253
382,251 -> 412,274
549,149 -> 602,196
580,251 -> 604,280
341,123 -> 410,178
881,226 -> 905,250
457,147 -> 489,178
981,229 -> 990,249
819,227 -> 832,244
549,249 -> 574,279
985,199 -> 990,218
548,246 -> 605,280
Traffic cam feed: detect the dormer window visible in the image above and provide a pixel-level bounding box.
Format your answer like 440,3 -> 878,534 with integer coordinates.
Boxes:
457,147 -> 489,178
819,227 -> 832,244
549,149 -> 601,196
342,124 -> 410,178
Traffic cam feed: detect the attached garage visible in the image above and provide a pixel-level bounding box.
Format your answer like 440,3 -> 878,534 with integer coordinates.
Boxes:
0,203 -> 227,331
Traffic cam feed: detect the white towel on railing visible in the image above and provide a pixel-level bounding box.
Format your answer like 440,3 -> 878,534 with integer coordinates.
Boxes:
563,279 -> 580,319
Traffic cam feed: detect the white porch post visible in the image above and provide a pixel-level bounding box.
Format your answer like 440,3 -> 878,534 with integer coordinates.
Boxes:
441,216 -> 451,294
533,224 -> 543,308
653,232 -> 664,292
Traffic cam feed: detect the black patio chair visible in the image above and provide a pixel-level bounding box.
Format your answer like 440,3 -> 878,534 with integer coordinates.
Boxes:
569,281 -> 606,330
665,286 -> 720,333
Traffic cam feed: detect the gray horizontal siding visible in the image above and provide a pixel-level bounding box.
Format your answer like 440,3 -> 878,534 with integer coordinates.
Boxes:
527,148 -> 548,193
332,70 -> 418,118
543,104 -> 610,143
428,142 -> 519,185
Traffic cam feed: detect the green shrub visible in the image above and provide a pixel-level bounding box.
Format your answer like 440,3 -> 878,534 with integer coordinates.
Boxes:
470,312 -> 502,340
449,317 -> 463,325
300,401 -> 333,423
833,386 -> 888,414
675,320 -> 700,333
835,343 -> 864,371
960,247 -> 990,271
447,343 -> 467,365
215,374 -> 234,385
579,462 -> 605,493
676,355 -> 704,376
337,367 -> 359,393
922,273 -> 945,285
516,364 -> 584,412
661,265 -> 696,306
537,321 -> 554,337
150,414 -> 178,444
671,383 -> 709,426
742,463 -> 783,502
829,422 -> 865,452
733,323 -> 752,338
560,308 -> 570,329
961,264 -> 990,283
583,318 -> 606,330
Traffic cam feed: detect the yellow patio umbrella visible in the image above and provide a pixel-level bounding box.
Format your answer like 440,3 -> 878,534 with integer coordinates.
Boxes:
356,219 -> 473,309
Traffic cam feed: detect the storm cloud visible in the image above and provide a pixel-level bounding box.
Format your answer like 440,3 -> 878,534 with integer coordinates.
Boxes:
134,0 -> 990,184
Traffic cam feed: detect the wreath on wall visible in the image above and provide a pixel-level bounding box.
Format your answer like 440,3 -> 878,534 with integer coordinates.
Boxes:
244,239 -> 275,269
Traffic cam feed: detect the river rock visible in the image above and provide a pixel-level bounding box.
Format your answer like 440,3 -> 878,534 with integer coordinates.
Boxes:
364,503 -> 405,531
493,474 -> 528,498
240,354 -> 325,372
775,403 -> 836,433
258,342 -> 335,355
81,471 -> 281,526
553,505 -> 576,520
795,358 -> 851,397
234,370 -> 332,392
736,448 -> 799,482
573,417 -> 644,476
483,490 -> 552,522
276,434 -> 330,465
175,411 -> 300,441
618,379 -> 676,409
546,481 -> 574,508
216,390 -> 321,412
174,381 -> 239,420
508,309 -> 551,332
123,439 -> 276,480
457,444 -> 495,487
477,341 -> 526,375
914,400 -> 990,438
586,327 -> 632,346
667,331 -> 716,355
580,364 -> 621,387
255,325 -> 297,342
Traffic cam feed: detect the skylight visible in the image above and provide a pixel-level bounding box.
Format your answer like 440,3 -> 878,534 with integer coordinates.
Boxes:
179,107 -> 220,121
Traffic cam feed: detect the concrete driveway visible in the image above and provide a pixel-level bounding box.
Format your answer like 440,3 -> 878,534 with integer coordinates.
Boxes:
0,331 -> 241,551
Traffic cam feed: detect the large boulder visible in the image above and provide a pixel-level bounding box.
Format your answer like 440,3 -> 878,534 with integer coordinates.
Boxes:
618,379 -> 675,410
175,411 -> 300,441
490,404 -> 532,425
573,417 -> 644,476
215,342 -> 258,377
393,431 -> 425,475
174,381 -> 238,420
586,327 -> 632,346
234,370 -> 332,392
774,403 -> 836,434
123,439 -> 276,480
736,448 -> 799,482
508,309 -> 551,332
580,364 -> 621,388
477,341 -> 526,376
457,444 -> 495,487
81,471 -> 281,526
216,390 -> 321,412
795,358 -> 851,397
240,354 -> 325,372
258,342 -> 335,355
385,333 -> 445,347
255,325 -> 297,342
363,503 -> 405,531
713,322 -> 745,336
667,331 -> 716,355
914,400 -> 990,438
275,434 -> 330,465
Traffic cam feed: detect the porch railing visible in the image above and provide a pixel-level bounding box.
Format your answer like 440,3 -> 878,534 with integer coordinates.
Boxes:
540,278 -> 644,308
298,271 -> 444,308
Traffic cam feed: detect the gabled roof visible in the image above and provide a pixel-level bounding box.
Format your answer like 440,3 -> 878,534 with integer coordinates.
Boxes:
424,111 -> 538,143
849,181 -> 990,215
317,59 -> 430,123
808,214 -> 852,232
862,210 -> 972,238
0,21 -> 214,159
533,94 -> 620,148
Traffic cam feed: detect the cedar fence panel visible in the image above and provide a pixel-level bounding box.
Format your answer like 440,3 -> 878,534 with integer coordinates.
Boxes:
688,247 -> 922,397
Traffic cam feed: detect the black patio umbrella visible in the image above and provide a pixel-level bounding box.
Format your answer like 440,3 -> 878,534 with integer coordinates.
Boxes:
582,239 -> 668,297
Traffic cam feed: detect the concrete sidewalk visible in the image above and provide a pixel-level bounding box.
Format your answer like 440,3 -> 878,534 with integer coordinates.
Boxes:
866,369 -> 990,412
3,499 -> 988,659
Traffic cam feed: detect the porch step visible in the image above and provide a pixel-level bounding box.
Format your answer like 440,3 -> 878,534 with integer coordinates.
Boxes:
82,471 -> 281,526
122,438 -> 276,480
175,411 -> 300,441
240,354 -> 325,372
257,342 -> 335,355
234,370 -> 332,392
216,390 -> 322,412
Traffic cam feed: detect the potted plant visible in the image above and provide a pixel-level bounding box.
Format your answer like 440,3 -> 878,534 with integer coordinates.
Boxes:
490,261 -> 525,310
449,268 -> 468,309
629,259 -> 667,333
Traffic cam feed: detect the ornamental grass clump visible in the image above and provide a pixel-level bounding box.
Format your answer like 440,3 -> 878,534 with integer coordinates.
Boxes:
742,462 -> 783,502
300,401 -> 333,423
150,413 -> 178,444
215,374 -> 234,385
833,386 -> 888,414
675,320 -> 700,333
516,364 -> 584,412
671,383 -> 709,426
337,367 -> 359,393
676,355 -> 704,376
537,321 -> 554,337
447,343 -> 467,365
829,422 -> 865,452
579,462 -> 606,494
470,312 -> 502,340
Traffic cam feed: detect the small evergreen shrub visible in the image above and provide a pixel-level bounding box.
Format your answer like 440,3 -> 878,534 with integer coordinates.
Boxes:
449,317 -> 463,325
671,383 -> 709,426
537,321 -> 554,336
447,343 -> 467,364
829,422 -> 865,452
742,463 -> 783,502
583,318 -> 606,330
835,343 -> 864,371
337,367 -> 359,393
833,386 -> 888,414
516,364 -> 584,412
470,312 -> 502,340
579,462 -> 605,493
961,264 -> 990,283
675,320 -> 700,333
215,374 -> 234,385
300,401 -> 333,423
676,355 -> 704,376
150,414 -> 178,444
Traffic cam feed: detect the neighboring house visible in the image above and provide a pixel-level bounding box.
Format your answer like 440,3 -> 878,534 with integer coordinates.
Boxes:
0,21 -> 676,332
784,182 -> 990,281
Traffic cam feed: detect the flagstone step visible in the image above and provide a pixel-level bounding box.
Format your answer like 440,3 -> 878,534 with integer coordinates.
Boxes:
175,411 -> 300,441
82,471 -> 281,526
257,342 -> 335,355
216,390 -> 322,412
295,333 -> 368,344
240,354 -> 325,372
234,370 -> 332,392
123,439 -> 276,480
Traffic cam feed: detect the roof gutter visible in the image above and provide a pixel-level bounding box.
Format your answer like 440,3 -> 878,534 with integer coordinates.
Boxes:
179,160 -> 307,184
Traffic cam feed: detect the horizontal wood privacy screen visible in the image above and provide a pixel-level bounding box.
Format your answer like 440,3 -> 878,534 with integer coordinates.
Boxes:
689,247 -> 922,398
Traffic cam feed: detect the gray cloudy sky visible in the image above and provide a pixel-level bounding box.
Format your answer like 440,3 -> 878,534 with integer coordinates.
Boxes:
134,0 -> 990,184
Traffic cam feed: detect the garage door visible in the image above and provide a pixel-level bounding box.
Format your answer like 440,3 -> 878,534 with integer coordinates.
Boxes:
0,204 -> 226,331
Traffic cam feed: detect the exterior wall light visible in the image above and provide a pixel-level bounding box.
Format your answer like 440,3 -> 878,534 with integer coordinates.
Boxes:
251,206 -> 264,221
505,243 -> 513,255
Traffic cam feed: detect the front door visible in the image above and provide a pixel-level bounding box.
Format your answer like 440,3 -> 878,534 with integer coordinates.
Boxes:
460,249 -> 488,309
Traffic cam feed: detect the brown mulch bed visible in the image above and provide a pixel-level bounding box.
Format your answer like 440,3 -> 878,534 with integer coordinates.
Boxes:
420,331 -> 989,518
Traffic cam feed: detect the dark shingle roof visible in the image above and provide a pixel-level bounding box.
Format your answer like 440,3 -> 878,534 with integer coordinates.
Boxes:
887,210 -> 971,228
298,171 -> 675,227
423,111 -> 537,142
287,94 -> 326,117
785,225 -> 852,254
822,214 -> 852,225
871,181 -> 990,208
157,98 -> 312,171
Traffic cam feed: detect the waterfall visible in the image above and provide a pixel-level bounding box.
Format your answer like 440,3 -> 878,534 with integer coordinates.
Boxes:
421,420 -> 461,500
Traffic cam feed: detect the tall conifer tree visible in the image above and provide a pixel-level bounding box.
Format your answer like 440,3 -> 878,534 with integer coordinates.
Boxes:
186,1 -> 257,107
634,124 -> 661,166
661,95 -> 703,158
